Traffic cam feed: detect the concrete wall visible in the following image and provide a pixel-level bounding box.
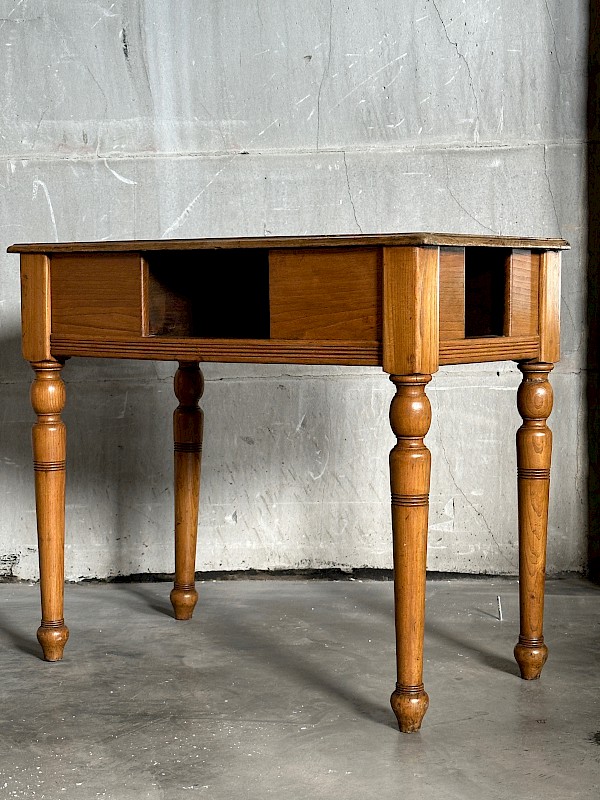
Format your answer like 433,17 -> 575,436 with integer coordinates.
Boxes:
0,0 -> 588,580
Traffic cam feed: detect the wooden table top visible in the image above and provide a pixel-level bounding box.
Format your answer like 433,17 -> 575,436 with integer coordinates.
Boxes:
8,232 -> 570,254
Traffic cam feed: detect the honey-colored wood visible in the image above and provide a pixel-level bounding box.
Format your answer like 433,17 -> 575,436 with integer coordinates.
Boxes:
140,256 -> 150,335
30,361 -> 69,661
538,251 -> 561,362
504,250 -> 540,337
51,253 -> 144,338
50,336 -> 383,365
8,232 -> 570,255
389,374 -> 432,733
269,248 -> 380,340
514,362 -> 553,680
147,266 -> 196,338
382,246 -> 439,375
12,233 -> 567,732
170,362 -> 204,620
49,333 -> 541,367
439,335 -> 539,365
21,254 -> 53,363
439,247 -> 465,340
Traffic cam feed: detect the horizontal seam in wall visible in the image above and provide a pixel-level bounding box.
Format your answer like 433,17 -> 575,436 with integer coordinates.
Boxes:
0,139 -> 586,165
0,366 -> 588,387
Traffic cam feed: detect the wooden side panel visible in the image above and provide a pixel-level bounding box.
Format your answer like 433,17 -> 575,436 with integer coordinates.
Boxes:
269,247 -> 380,340
539,250 -> 561,362
504,249 -> 540,337
382,246 -> 439,375
439,336 -> 538,365
439,247 -> 464,340
51,253 -> 144,338
21,254 -> 53,362
147,266 -> 195,337
49,335 -> 382,365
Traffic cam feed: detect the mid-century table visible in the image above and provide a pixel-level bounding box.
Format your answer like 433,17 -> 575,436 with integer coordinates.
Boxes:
9,232 -> 568,732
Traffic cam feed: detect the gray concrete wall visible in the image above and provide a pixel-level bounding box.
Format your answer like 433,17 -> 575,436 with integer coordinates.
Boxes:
0,0 -> 588,580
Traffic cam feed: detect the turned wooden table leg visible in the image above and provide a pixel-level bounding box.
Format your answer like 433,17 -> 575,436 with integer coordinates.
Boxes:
514,361 -> 554,679
170,362 -> 204,620
31,361 -> 69,661
389,374 -> 432,733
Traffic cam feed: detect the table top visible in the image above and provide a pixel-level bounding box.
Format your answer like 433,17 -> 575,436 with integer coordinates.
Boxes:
8,232 -> 570,255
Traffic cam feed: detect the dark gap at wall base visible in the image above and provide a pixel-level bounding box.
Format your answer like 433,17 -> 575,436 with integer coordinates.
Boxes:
0,569 -> 584,585
588,3 -> 600,583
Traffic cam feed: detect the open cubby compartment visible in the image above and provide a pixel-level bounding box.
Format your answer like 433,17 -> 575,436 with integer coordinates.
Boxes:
464,247 -> 511,338
145,249 -> 270,338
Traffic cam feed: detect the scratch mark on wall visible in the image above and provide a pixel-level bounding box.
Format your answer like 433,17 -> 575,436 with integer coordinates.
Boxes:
542,144 -> 562,236
32,179 -> 58,241
543,0 -> 561,70
443,160 -> 498,235
385,67 -> 404,88
161,163 -> 230,237
91,2 -> 116,29
342,151 -> 363,233
257,118 -> 279,137
309,443 -> 330,481
430,497 -> 455,533
432,396 -> 516,571
444,68 -> 461,86
116,391 -> 129,419
430,0 -> 480,143
0,0 -> 24,32
329,53 -> 408,111
497,97 -> 505,134
316,0 -> 334,149
104,159 -> 137,185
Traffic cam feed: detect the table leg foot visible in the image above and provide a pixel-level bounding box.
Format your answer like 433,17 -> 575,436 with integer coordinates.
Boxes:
514,637 -> 548,680
170,584 -> 199,620
391,684 -> 429,733
37,620 -> 69,662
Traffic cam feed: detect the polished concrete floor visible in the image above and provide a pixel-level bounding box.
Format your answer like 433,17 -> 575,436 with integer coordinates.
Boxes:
0,577 -> 599,799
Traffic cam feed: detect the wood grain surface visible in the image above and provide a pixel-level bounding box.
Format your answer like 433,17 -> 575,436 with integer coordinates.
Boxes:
8,232 -> 570,254
382,246 -> 439,374
270,247 -> 380,340
504,249 -> 540,337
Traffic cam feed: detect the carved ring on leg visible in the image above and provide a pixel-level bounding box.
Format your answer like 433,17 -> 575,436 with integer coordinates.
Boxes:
170,583 -> 199,620
37,619 -> 69,662
514,636 -> 548,680
391,684 -> 430,733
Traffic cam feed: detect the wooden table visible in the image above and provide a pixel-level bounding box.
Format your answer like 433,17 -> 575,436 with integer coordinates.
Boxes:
9,232 -> 569,733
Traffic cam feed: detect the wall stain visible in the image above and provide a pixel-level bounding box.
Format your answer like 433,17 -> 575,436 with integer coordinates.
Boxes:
121,27 -> 130,62
0,553 -> 20,578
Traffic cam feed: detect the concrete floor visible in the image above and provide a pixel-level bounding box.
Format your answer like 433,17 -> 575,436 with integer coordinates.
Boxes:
0,578 -> 598,800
